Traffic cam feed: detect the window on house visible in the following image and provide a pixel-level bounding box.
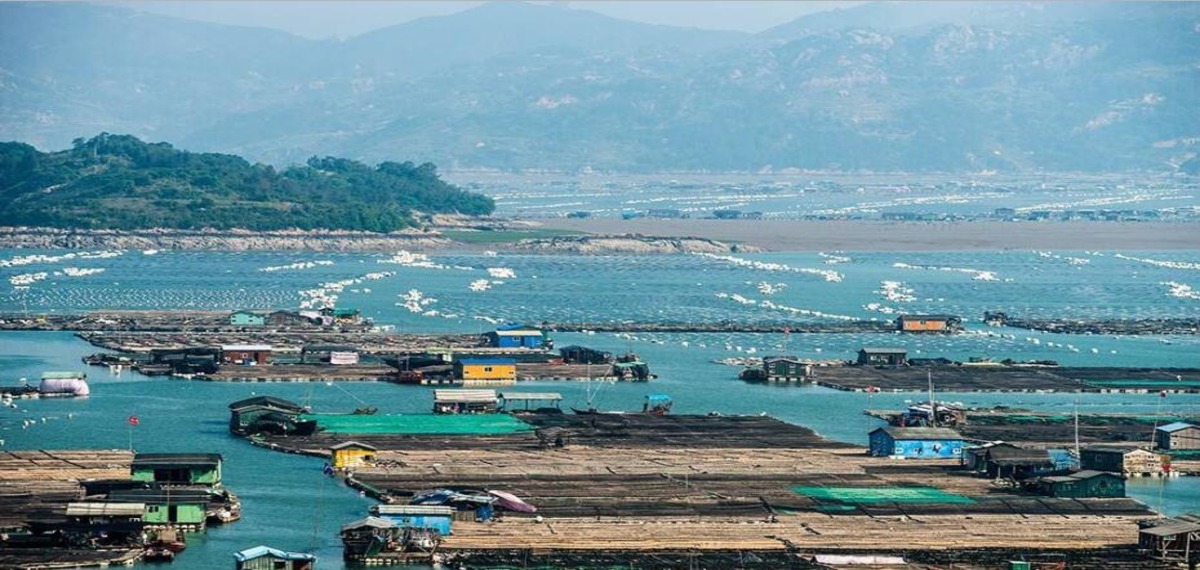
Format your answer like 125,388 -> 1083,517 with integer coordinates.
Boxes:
484,366 -> 493,372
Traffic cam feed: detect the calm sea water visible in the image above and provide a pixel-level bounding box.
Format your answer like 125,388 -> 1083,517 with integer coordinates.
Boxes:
2,248 -> 1199,568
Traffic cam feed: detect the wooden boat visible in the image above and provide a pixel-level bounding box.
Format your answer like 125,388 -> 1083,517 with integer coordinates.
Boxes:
143,545 -> 176,562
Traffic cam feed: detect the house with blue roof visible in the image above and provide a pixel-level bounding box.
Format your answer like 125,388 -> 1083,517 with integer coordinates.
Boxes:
233,545 -> 315,570
486,324 -> 547,348
1155,422 -> 1200,451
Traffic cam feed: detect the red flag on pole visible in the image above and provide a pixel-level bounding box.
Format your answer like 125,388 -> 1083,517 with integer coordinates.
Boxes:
127,415 -> 139,426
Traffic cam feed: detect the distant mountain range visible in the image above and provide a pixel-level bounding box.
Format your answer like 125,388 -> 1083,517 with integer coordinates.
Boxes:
1,1 -> 1197,173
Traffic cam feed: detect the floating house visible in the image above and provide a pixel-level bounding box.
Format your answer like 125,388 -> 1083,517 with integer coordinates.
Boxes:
1139,515 -> 1200,564
1155,422 -> 1200,451
433,389 -> 498,414
148,347 -> 220,375
321,307 -> 362,325
611,360 -> 652,381
857,348 -> 908,366
1081,446 -> 1166,476
454,358 -> 516,384
486,325 -> 546,348
559,345 -> 613,365
234,546 -> 316,570
266,310 -> 317,327
1036,470 -> 1125,498
132,453 -> 223,487
763,356 -> 810,381
962,442 -> 1019,472
107,488 -> 211,528
498,392 -> 562,413
38,371 -> 90,397
895,315 -> 959,333
222,345 -> 273,366
65,501 -> 145,524
62,502 -> 146,547
330,442 -> 378,470
340,516 -> 405,559
301,344 -> 360,365
228,396 -> 312,435
983,447 -> 1056,480
370,505 -> 454,536
868,427 -> 963,459
229,311 -> 266,327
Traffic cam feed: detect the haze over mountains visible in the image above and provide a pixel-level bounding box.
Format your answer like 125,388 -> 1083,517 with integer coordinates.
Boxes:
2,1 -> 1197,173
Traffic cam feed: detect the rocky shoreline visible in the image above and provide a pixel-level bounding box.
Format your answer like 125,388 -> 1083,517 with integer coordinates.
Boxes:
0,227 -> 752,255
0,226 -> 452,252
511,234 -> 757,254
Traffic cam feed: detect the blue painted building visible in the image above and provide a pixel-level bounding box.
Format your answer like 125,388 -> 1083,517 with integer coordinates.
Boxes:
487,324 -> 546,348
868,427 -> 963,459
370,504 -> 454,535
230,310 -> 266,326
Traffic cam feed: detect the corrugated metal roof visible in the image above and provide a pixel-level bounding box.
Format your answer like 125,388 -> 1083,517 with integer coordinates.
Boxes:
1140,520 -> 1200,537
228,395 -> 304,411
874,427 -> 962,440
66,502 -> 145,517
233,546 -> 316,562
433,389 -> 497,403
329,441 -> 378,451
495,323 -> 538,331
373,504 -> 455,516
108,489 -> 211,504
222,344 -> 272,351
133,453 -> 222,469
859,348 -> 907,354
499,392 -> 562,401
457,358 -> 516,365
1157,422 -> 1197,433
493,330 -> 543,336
1070,470 -> 1122,480
340,516 -> 395,532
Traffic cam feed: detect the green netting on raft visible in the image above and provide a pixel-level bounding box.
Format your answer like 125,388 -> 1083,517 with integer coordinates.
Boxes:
793,486 -> 976,504
302,413 -> 532,435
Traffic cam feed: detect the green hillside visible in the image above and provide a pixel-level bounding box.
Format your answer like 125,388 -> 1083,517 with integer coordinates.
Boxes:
0,134 -> 493,231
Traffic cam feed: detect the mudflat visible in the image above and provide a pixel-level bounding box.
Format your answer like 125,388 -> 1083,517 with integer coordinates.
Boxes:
533,219 -> 1200,251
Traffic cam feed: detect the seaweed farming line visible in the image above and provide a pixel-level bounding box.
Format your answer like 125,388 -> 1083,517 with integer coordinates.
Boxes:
3,311 -> 1196,336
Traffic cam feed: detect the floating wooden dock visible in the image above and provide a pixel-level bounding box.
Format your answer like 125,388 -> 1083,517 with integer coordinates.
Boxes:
0,450 -> 142,569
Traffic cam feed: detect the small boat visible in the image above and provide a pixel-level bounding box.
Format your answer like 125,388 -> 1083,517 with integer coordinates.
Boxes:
487,489 -> 536,513
143,545 -> 176,562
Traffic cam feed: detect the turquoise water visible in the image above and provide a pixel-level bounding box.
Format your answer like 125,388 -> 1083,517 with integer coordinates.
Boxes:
2,248 -> 1200,568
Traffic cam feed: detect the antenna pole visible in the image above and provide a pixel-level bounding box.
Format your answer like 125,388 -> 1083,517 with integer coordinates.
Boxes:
927,370 -> 936,428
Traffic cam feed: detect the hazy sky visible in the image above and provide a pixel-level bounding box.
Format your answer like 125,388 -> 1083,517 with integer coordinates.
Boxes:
114,1 -> 865,39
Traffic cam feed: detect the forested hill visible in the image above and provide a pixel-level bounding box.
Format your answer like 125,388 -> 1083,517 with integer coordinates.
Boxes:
0,134 -> 494,231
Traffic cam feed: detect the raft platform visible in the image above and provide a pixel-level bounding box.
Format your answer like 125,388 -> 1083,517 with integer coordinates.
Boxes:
807,365 -> 1200,394
240,414 -> 1166,568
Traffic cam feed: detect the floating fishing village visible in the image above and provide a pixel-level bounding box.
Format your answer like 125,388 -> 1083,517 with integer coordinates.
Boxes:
4,0 -> 1200,567
1,301 -> 1199,570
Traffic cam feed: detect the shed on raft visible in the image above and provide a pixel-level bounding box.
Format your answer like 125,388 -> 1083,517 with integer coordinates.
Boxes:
131,453 -> 223,487
330,441 -> 378,470
868,426 -> 962,459
233,545 -> 316,570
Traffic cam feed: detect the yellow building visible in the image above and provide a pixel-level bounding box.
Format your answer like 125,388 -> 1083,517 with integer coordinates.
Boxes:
329,441 -> 378,470
896,315 -> 955,333
454,358 -> 517,382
